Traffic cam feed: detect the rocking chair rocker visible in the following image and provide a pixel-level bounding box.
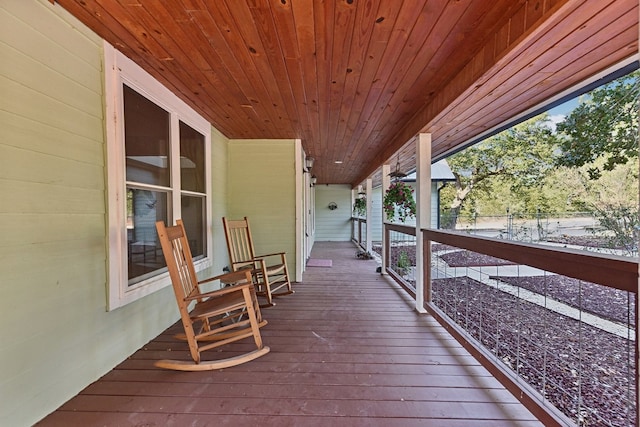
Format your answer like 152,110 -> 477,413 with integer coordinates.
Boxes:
155,219 -> 269,371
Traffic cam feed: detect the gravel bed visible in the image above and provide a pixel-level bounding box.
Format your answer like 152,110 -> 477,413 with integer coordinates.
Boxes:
545,235 -> 625,249
433,276 -> 636,426
438,250 -> 516,267
490,275 -> 635,325
430,240 -> 637,426
374,238 -> 636,425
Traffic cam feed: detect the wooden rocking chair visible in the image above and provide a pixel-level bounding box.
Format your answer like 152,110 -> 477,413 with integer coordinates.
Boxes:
222,216 -> 294,307
155,219 -> 269,371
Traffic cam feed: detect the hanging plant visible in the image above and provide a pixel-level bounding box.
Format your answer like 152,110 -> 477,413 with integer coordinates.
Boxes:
353,197 -> 366,217
383,181 -> 416,222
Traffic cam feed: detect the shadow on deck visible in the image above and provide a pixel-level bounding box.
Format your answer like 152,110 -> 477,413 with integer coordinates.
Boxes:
38,241 -> 543,426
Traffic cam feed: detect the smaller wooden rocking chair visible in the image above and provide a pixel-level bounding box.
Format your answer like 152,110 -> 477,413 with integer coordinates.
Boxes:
223,216 -> 294,307
155,219 -> 269,371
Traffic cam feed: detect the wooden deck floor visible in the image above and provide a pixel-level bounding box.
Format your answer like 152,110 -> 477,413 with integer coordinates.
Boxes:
38,241 -> 543,426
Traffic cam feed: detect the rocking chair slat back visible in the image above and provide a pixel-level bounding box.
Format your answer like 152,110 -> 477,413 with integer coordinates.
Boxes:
222,216 -> 294,307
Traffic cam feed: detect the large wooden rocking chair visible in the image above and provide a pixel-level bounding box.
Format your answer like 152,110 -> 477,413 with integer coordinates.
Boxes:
222,216 -> 294,307
155,219 -> 269,371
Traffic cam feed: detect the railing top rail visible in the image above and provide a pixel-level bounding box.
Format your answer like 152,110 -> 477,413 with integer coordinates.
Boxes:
385,223 -> 416,236
424,228 -> 638,293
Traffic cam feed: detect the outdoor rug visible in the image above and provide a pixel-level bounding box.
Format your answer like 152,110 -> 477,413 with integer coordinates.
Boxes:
306,259 -> 333,267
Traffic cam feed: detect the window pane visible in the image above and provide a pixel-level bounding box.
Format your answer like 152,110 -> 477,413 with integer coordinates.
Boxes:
124,85 -> 170,186
127,189 -> 169,285
181,195 -> 206,259
180,121 -> 205,193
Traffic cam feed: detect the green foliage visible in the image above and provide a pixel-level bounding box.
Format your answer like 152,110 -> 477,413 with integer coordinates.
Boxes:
353,197 -> 366,217
449,114 -> 558,187
444,115 -> 559,221
440,68 -> 638,246
439,202 -> 458,229
593,204 -> 639,255
556,70 -> 639,179
383,181 -> 416,222
396,251 -> 411,275
442,151 -> 638,221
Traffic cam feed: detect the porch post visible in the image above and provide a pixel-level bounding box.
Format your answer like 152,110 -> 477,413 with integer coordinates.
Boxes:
295,139 -> 304,282
365,178 -> 373,254
415,133 -> 431,313
381,164 -> 391,274
351,187 -> 358,243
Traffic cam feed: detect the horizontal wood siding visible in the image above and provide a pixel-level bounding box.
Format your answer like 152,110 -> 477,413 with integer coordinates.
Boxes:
227,139 -> 297,275
208,128 -> 231,278
315,184 -> 353,241
368,186 -> 383,241
0,2 -> 182,425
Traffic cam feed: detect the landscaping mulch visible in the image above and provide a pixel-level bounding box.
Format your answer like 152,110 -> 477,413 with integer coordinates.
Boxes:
490,275 -> 635,325
438,250 -> 517,267
375,238 -> 636,424
433,276 -> 636,426
545,234 -> 625,249
425,238 -> 637,425
431,243 -> 457,252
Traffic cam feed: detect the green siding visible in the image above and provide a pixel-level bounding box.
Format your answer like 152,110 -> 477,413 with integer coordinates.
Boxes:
315,185 -> 353,241
209,127 -> 232,277
227,139 -> 297,274
0,111 -> 105,165
0,3 -> 297,426
0,2 -> 178,426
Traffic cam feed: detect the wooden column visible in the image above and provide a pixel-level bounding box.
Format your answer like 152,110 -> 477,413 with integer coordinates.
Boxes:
365,178 -> 373,254
415,133 -> 431,313
381,164 -> 391,274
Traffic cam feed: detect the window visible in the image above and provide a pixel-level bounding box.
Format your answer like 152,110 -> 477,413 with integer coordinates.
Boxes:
105,42 -> 212,310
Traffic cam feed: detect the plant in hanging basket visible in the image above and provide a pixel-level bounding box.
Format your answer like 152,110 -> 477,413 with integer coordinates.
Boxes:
383,181 -> 416,222
353,197 -> 366,217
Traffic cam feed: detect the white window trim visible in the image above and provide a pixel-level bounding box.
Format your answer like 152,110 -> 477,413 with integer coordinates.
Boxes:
104,41 -> 212,311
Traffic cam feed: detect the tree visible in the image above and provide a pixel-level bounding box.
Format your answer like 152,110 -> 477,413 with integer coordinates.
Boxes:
555,70 -> 639,179
572,160 -> 638,254
443,115 -> 559,226
553,70 -> 639,253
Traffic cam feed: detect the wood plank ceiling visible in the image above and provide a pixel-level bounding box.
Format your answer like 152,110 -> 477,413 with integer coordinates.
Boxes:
54,0 -> 638,187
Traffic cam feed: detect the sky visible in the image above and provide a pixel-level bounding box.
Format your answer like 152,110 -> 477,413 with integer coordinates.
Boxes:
546,97 -> 580,129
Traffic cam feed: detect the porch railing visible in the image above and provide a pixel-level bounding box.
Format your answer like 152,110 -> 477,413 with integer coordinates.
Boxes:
351,217 -> 367,251
382,223 -> 638,427
383,223 -> 416,295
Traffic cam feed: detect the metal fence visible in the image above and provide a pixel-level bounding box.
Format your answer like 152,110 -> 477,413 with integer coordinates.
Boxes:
381,223 -> 637,426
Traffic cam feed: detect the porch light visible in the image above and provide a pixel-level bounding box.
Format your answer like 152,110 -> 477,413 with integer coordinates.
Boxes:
305,156 -> 315,172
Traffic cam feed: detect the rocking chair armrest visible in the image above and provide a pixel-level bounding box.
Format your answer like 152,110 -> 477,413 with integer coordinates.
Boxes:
254,251 -> 286,260
231,259 -> 274,271
185,281 -> 253,301
232,259 -> 260,267
185,270 -> 253,301
198,269 -> 252,285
